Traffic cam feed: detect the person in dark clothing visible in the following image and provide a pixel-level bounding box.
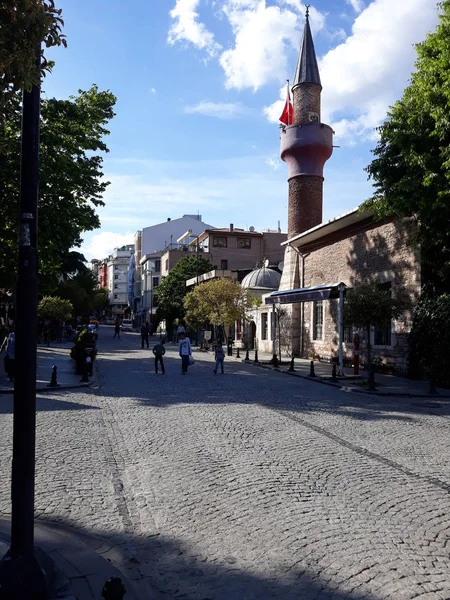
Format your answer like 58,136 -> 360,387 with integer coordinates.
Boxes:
213,342 -> 225,374
152,339 -> 166,374
113,319 -> 121,339
141,322 -> 150,348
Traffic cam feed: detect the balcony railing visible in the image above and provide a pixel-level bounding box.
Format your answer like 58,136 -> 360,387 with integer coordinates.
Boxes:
164,243 -> 208,252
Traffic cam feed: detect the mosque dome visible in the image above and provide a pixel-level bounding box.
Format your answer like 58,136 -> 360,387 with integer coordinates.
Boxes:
241,267 -> 281,290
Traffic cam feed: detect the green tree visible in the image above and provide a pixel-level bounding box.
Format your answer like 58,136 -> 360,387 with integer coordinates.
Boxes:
156,255 -> 215,334
409,293 -> 450,389
364,1 -> 450,290
0,0 -> 66,122
184,278 -> 253,332
0,85 -> 116,289
57,269 -> 104,318
344,280 -> 411,388
38,295 -> 72,321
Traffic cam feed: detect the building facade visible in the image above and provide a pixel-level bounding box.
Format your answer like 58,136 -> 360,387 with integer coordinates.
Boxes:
107,245 -> 134,318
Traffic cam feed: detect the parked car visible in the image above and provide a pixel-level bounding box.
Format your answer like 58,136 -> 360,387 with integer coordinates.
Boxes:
105,318 -> 115,325
121,318 -> 133,331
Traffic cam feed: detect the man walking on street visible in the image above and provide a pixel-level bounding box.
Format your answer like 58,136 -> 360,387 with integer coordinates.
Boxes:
178,332 -> 192,375
141,322 -> 150,348
1,329 -> 15,382
152,339 -> 166,374
113,318 -> 121,339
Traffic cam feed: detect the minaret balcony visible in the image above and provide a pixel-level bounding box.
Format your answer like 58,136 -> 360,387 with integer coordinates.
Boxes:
280,122 -> 333,179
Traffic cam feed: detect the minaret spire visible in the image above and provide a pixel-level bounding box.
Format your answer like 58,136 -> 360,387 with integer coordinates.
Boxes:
293,6 -> 321,90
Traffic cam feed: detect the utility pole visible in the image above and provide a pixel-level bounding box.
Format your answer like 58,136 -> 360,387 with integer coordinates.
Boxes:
0,45 -> 50,598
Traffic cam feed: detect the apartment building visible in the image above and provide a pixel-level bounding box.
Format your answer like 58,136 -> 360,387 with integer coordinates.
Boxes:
107,245 -> 134,318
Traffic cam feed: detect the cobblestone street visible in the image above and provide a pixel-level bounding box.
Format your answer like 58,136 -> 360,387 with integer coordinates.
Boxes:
1,328 -> 450,599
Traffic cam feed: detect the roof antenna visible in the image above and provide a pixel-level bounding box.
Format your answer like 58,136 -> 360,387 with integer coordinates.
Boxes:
305,4 -> 310,18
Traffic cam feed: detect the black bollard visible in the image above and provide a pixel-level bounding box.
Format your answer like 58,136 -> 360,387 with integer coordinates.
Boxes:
80,358 -> 89,382
331,363 -> 338,381
245,349 -> 249,361
288,356 -> 295,372
47,365 -> 60,388
236,347 -> 240,359
102,576 -> 126,599
254,350 -> 259,364
309,361 -> 316,377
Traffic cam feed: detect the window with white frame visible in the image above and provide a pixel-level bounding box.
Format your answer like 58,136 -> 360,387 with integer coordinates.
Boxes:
313,300 -> 324,340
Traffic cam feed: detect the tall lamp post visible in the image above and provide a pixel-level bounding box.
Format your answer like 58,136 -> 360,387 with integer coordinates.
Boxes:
0,45 -> 50,597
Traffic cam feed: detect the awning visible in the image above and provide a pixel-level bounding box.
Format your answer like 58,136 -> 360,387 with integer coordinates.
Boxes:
265,283 -> 346,305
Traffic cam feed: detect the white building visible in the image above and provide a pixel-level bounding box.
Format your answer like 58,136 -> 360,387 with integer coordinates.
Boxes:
135,215 -> 215,325
107,245 -> 134,318
141,215 -> 214,256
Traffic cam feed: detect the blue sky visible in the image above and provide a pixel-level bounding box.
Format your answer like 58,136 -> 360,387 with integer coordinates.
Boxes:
44,0 -> 440,260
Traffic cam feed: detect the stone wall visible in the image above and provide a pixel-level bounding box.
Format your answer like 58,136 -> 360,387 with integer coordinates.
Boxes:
288,175 -> 323,237
300,219 -> 421,369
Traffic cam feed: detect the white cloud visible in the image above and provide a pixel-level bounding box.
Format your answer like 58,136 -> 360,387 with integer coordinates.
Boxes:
265,156 -> 281,170
81,231 -> 135,261
167,0 -> 326,89
346,0 -> 364,13
219,1 -> 325,90
320,0 -> 439,142
184,101 -> 250,119
168,0 -> 221,57
150,87 -> 157,94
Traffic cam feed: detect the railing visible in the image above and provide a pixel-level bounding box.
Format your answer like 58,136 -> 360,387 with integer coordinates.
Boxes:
163,243 -> 207,252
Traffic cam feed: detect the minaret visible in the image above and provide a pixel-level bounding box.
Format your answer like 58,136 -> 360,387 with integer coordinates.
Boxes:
281,6 -> 333,238
278,6 -> 333,354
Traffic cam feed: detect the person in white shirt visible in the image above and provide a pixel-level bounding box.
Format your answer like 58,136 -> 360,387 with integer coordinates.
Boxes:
178,332 -> 191,374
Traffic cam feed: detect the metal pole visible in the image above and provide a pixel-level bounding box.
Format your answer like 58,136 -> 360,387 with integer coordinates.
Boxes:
272,303 -> 276,357
338,283 -> 346,376
0,44 -> 49,597
196,236 -> 199,285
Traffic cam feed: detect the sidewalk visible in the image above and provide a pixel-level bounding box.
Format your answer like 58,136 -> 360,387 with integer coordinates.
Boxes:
0,342 -> 93,393
0,519 -> 154,599
233,349 -> 450,398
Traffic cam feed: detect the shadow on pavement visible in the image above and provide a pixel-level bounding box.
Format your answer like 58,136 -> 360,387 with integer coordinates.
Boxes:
0,394 -> 99,414
29,516 -> 372,600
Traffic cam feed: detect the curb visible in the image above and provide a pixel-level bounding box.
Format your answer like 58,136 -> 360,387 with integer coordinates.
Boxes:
238,358 -> 450,399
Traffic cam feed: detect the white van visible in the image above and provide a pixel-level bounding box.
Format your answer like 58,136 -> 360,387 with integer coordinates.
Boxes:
121,318 -> 133,332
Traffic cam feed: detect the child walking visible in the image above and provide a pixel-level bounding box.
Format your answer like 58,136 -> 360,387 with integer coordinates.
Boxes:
213,342 -> 225,375
152,339 -> 166,374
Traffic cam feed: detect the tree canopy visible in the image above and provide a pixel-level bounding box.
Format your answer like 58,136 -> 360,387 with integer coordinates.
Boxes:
184,278 -> 253,329
0,85 -> 116,290
364,1 -> 450,289
156,255 -> 215,326
38,296 -> 72,322
0,0 -> 66,120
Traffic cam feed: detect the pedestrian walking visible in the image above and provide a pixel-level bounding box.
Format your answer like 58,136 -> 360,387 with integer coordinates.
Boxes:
152,339 -> 166,374
213,342 -> 225,375
113,318 -> 121,339
141,322 -> 150,348
176,323 -> 185,343
1,329 -> 15,382
178,332 -> 192,375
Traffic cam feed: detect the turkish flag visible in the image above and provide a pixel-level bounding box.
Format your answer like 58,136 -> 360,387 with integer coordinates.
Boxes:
279,83 -> 293,126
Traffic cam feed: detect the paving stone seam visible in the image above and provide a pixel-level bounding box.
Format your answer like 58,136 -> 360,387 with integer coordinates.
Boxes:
272,408 -> 450,495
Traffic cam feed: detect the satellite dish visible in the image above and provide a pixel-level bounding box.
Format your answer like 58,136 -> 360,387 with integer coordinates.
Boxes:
249,226 -> 255,232
264,259 -> 270,268
278,261 -> 284,271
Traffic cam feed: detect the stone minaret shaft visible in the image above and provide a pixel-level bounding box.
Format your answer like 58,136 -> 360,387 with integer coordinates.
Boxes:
280,10 -> 333,238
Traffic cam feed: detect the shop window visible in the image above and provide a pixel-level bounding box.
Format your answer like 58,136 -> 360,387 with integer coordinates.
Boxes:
343,326 -> 353,344
261,313 -> 268,340
313,300 -> 324,340
213,236 -> 227,248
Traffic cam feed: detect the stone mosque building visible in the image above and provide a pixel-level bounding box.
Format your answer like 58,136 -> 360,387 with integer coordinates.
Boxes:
252,8 -> 421,372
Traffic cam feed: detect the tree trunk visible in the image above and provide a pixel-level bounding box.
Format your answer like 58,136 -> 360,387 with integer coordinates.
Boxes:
366,324 -> 376,390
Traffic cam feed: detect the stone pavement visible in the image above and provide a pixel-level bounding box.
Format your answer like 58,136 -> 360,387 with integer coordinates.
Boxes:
242,349 -> 450,398
1,327 -> 450,599
0,341 -> 94,393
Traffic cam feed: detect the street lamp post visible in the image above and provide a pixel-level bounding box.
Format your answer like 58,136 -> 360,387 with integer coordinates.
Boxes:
0,45 -> 51,598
